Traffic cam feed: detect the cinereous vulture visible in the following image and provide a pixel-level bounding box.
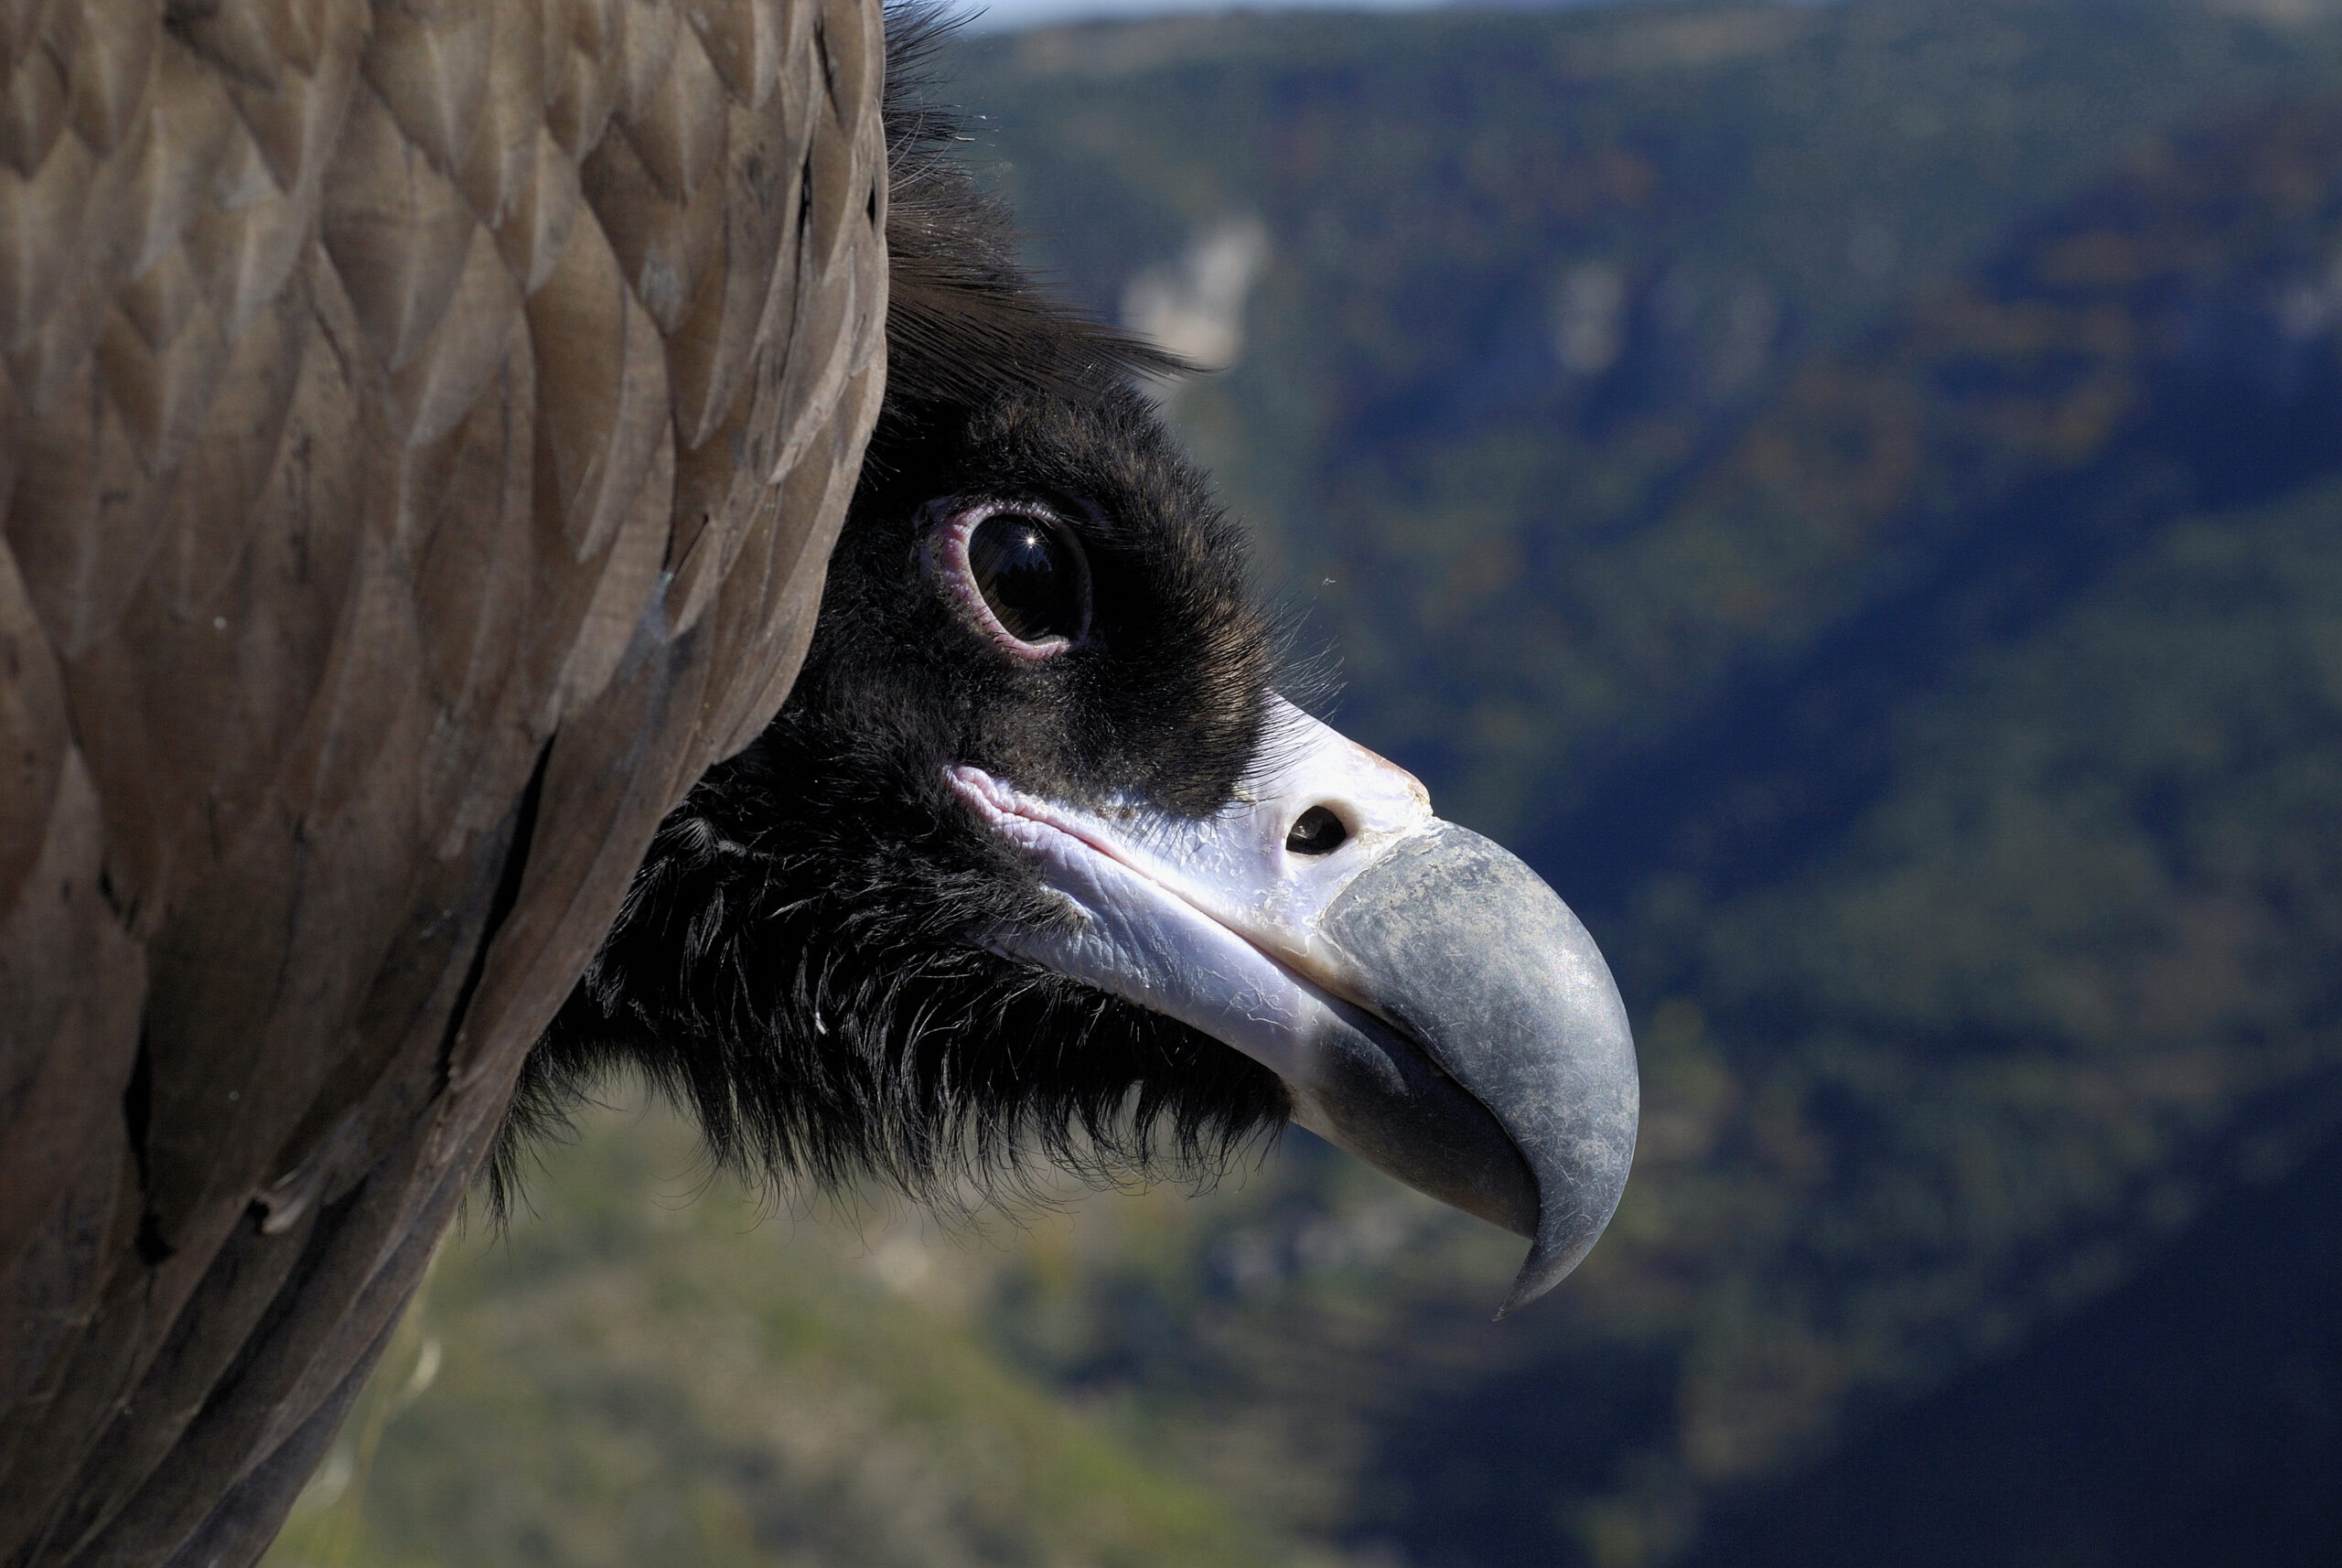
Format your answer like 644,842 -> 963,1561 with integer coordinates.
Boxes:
0,4 -> 1636,1565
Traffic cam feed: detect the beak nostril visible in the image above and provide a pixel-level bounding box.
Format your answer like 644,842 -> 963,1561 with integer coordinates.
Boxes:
1285,805 -> 1349,857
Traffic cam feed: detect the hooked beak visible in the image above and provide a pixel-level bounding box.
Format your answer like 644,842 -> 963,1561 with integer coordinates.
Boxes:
948,699 -> 1638,1315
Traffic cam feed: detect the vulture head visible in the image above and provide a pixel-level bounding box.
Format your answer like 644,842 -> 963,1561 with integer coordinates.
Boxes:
505,19 -> 1638,1315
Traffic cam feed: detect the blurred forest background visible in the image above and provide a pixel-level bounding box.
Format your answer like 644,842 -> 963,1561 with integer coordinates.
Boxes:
266,1 -> 2342,1564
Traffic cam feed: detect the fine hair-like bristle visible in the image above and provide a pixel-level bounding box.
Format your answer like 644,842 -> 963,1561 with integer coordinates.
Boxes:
879,2 -> 1188,409
489,4 -> 1295,1224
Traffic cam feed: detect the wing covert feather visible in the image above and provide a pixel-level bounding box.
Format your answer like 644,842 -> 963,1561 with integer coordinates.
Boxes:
0,5 -> 888,1565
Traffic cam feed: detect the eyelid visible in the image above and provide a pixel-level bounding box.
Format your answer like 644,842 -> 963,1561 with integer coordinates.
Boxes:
926,499 -> 1093,660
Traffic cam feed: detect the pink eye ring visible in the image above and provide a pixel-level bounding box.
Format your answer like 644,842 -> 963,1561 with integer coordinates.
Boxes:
929,501 -> 1093,659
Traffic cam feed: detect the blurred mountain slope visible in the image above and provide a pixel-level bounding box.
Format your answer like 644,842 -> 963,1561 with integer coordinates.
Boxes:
263,1102 -> 1318,1568
951,0 -> 2342,852
1330,467 -> 2342,1566
943,3 -> 2342,1560
1683,1117 -> 2342,1566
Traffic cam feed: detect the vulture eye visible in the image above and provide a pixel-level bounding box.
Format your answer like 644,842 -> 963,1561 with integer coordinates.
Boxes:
969,512 -> 1086,644
939,505 -> 1092,657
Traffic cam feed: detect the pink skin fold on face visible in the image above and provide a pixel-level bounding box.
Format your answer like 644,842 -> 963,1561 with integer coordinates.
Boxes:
944,697 -> 1445,1152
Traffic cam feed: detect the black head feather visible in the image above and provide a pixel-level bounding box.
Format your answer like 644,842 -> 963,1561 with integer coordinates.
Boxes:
879,4 -> 1188,409
492,10 -> 1294,1217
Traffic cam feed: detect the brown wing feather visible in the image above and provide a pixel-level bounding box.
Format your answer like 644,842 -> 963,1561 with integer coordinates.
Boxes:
0,5 -> 886,1565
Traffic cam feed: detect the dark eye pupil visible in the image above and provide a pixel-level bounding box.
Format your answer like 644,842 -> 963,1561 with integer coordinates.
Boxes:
968,514 -> 1083,643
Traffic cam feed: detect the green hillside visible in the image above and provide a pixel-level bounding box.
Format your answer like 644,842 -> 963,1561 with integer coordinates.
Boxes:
952,0 -> 2342,851
267,4 -> 2342,1565
265,1101 -> 1327,1568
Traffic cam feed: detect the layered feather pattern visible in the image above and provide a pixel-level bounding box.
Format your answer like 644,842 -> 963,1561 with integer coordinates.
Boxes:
0,5 -> 887,1564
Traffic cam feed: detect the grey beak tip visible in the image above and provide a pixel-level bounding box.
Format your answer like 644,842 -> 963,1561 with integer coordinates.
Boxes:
1498,1248 -> 1569,1319
1499,1194 -> 1621,1317
1496,1233 -> 1584,1318
1322,822 -> 1642,1317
